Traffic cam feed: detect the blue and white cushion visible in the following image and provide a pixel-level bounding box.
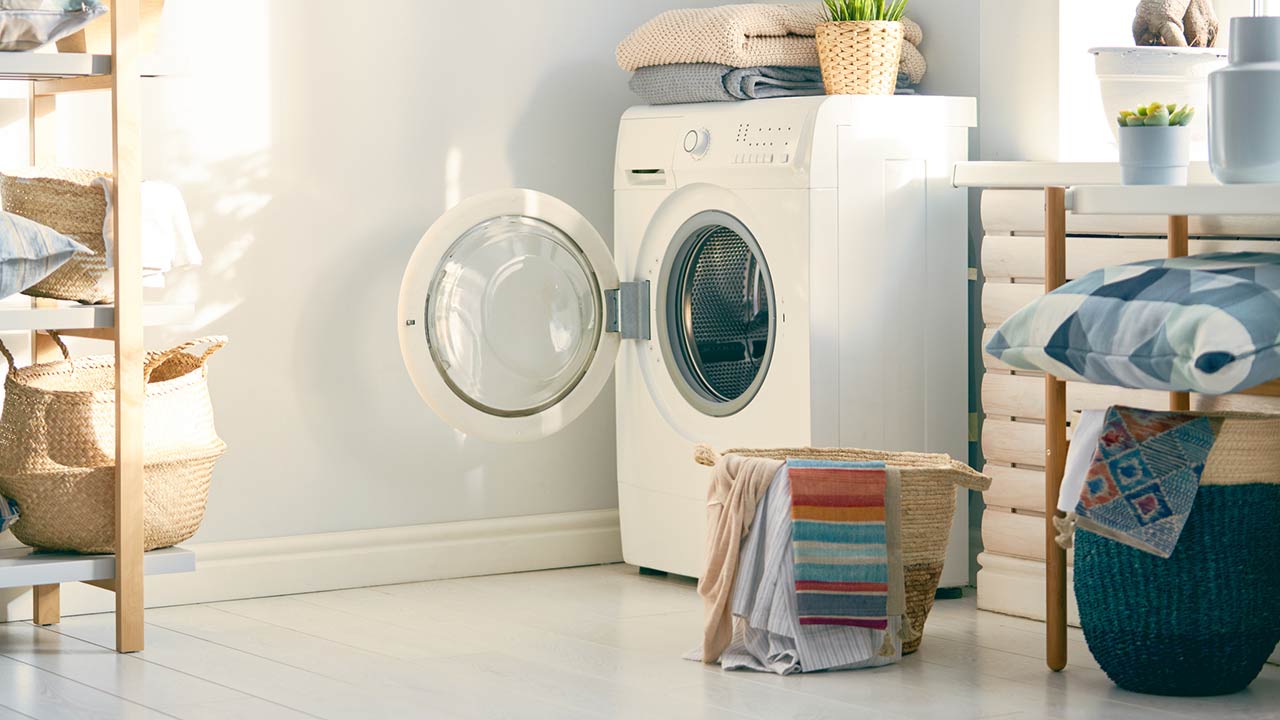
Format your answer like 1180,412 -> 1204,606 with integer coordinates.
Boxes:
0,211 -> 90,300
0,493 -> 16,533
986,252 -> 1280,394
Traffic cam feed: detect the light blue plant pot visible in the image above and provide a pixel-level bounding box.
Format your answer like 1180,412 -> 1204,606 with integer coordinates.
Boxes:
1119,125 -> 1191,185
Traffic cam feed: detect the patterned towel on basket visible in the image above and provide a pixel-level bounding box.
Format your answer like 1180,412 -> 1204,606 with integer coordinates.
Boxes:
788,459 -> 902,629
1066,406 -> 1223,558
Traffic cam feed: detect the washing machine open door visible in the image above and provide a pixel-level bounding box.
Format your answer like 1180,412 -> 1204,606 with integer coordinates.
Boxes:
398,189 -> 642,443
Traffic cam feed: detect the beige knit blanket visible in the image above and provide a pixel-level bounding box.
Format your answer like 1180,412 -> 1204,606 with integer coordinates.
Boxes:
617,4 -> 926,85
697,452 -> 785,664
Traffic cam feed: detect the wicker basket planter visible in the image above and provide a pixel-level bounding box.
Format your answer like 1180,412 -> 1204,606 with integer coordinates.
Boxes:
1073,413 -> 1280,696
1,168 -> 111,304
0,336 -> 227,553
815,20 -> 904,95
697,446 -> 990,654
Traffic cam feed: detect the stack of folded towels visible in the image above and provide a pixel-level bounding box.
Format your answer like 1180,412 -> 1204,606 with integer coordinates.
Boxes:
617,3 -> 927,106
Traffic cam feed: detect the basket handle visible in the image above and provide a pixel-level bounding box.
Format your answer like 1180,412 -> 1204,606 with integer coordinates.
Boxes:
0,332 -> 70,375
691,444 -> 993,491
143,335 -> 228,381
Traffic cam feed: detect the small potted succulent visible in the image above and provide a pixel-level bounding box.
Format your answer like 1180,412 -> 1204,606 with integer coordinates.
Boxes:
1117,102 -> 1196,185
816,0 -> 908,95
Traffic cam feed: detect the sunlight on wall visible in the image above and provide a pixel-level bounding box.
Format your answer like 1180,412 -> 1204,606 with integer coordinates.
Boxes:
444,146 -> 464,211
152,0 -> 272,331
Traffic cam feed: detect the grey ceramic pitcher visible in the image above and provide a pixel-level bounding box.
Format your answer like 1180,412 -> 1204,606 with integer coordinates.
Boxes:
1209,16 -> 1280,183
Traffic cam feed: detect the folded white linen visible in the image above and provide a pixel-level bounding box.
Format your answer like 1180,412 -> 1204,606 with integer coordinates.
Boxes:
91,177 -> 201,291
1057,409 -> 1109,513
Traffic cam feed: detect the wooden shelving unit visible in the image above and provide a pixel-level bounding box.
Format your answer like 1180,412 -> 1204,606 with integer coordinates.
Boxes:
0,1 -> 194,653
957,162 -> 1280,672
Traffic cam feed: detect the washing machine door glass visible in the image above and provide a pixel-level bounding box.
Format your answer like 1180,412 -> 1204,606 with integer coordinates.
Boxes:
398,189 -> 620,442
428,215 -> 600,416
660,210 -> 775,417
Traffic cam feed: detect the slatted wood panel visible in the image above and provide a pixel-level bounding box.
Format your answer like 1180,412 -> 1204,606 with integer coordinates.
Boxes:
981,189 -> 1280,236
981,373 -> 1280,421
981,508 -> 1074,565
977,189 -> 1280,622
984,465 -> 1048,513
982,234 -> 1280,282
976,552 -> 1081,627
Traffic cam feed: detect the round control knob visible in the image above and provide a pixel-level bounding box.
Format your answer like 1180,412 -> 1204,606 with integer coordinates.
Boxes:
683,128 -> 711,159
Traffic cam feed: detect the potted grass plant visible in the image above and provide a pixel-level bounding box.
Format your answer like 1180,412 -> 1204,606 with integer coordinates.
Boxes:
816,0 -> 908,95
1118,102 -> 1196,185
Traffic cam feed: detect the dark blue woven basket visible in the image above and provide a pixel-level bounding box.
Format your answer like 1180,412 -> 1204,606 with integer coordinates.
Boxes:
1074,484 -> 1280,696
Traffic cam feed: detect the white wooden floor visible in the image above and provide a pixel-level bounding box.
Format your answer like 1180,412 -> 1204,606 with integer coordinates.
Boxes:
0,563 -> 1275,719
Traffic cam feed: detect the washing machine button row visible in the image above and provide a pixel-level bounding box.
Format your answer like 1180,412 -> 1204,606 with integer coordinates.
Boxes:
732,153 -> 788,164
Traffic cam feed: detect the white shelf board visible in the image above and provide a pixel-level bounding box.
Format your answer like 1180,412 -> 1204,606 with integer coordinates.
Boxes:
0,545 -> 194,590
0,52 -> 110,80
952,161 -> 1218,189
1068,184 -> 1280,217
0,303 -> 192,332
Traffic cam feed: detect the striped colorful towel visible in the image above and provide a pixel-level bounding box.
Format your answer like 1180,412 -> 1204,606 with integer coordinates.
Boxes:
789,459 -> 893,630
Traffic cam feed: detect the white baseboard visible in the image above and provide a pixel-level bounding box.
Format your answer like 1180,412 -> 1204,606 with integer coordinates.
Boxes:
977,552 -> 1279,666
0,508 -> 622,622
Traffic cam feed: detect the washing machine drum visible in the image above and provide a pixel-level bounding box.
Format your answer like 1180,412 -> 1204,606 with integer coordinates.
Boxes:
660,211 -> 775,418
397,189 -> 621,443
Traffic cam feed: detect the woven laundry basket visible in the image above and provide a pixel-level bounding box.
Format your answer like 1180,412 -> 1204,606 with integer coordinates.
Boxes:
815,20 -> 904,95
1072,413 -> 1280,696
696,446 -> 991,654
1,168 -> 112,304
0,335 -> 227,553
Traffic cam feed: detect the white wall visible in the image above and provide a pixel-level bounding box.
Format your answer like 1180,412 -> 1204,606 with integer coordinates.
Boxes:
29,0 -> 739,545
978,0 -> 1260,162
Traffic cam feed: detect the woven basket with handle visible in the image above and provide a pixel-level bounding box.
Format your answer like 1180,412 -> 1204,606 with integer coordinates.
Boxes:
0,335 -> 227,553
695,445 -> 990,654
815,20 -> 904,95
1,167 -> 112,304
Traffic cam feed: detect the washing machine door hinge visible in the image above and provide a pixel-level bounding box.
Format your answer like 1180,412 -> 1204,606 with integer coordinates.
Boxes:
605,281 -> 650,340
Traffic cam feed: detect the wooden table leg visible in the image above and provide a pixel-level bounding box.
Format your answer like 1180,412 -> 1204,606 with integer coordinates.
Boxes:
33,584 -> 60,626
1044,187 -> 1068,672
1168,216 -> 1191,412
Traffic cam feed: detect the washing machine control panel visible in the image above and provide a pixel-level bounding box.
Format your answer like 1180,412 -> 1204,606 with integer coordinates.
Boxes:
731,121 -> 798,165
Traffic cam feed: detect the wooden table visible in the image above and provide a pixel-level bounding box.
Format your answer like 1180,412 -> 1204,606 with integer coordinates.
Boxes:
956,162 -> 1280,671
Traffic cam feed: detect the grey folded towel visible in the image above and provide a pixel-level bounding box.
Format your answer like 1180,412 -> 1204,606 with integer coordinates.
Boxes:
629,63 -> 824,105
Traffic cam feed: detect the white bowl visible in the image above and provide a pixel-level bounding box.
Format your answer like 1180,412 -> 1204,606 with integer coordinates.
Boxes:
1091,46 -> 1227,159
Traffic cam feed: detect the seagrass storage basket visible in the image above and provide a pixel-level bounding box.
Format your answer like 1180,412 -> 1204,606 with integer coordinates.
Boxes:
0,335 -> 228,553
815,20 -> 904,95
1073,413 -> 1280,696
696,446 -> 991,654
1,167 -> 112,304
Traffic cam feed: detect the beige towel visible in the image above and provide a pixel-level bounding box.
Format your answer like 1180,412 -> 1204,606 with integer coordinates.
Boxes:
617,6 -> 926,85
698,453 -> 785,664
616,4 -> 825,72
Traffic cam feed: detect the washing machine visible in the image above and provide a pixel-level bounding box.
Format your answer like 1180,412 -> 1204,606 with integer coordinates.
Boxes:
398,95 -> 977,587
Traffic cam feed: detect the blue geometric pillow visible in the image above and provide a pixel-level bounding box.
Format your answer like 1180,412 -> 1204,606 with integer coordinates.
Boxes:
986,252 -> 1280,394
0,211 -> 90,300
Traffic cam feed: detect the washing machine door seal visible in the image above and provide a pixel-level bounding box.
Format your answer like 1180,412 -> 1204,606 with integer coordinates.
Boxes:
398,189 -> 626,443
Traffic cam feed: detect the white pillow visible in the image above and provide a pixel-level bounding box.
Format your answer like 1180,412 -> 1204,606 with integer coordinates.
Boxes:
0,211 -> 90,299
